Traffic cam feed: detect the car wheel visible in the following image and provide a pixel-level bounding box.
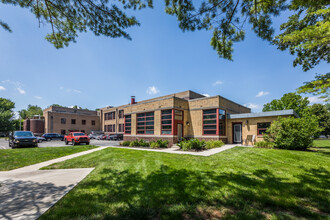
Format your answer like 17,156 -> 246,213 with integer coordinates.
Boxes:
46,138 -> 50,141
65,139 -> 68,145
86,142 -> 90,145
72,140 -> 76,146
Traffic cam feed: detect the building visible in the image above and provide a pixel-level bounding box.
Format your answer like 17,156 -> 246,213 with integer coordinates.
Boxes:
99,90 -> 296,145
43,106 -> 101,135
23,118 -> 45,136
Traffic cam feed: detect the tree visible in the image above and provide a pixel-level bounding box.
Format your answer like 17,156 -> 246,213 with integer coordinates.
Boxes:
18,105 -> 43,119
262,93 -> 309,117
1,0 -> 153,48
0,97 -> 15,133
297,73 -> 330,101
303,104 -> 330,136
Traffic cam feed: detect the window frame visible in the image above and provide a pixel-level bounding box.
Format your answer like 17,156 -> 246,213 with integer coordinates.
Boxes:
119,110 -> 124,119
61,118 -> 66,125
124,115 -> 131,134
202,109 -> 218,135
136,112 -> 154,135
71,119 -> 76,125
82,119 -> 86,125
257,122 -> 271,136
161,109 -> 173,135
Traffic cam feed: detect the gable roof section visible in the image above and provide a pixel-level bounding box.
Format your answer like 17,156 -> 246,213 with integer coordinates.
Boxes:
228,109 -> 298,119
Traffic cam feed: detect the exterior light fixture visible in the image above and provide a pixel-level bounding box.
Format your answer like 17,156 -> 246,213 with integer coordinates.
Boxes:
186,122 -> 190,126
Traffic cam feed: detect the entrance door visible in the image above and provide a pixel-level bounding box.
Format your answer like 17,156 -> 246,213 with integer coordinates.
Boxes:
233,123 -> 242,144
177,124 -> 183,141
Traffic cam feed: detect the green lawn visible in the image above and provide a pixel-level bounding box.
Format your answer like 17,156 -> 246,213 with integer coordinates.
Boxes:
0,145 -> 98,171
41,140 -> 330,219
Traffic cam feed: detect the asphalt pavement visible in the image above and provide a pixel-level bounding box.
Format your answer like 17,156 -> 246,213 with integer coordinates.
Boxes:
0,139 -> 120,149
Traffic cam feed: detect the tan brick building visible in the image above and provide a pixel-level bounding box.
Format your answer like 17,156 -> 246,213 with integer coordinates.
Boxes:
99,90 -> 296,145
43,106 -> 101,135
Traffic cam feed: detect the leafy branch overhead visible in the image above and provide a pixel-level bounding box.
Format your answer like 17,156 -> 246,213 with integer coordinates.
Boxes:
1,0 -> 153,48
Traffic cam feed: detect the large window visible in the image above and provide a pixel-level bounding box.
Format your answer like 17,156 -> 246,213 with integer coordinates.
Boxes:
125,115 -> 131,134
119,124 -> 124,132
71,119 -> 76,125
92,120 -> 96,126
203,109 -> 217,135
161,109 -> 172,135
105,124 -> 115,132
61,118 -> 66,124
257,122 -> 271,136
137,112 -> 154,134
105,112 -> 115,120
82,120 -> 86,125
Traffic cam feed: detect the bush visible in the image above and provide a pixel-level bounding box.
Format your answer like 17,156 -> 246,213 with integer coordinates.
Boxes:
150,139 -> 169,149
254,141 -> 274,148
121,141 -> 130,146
205,140 -> 225,149
128,139 -> 149,147
178,139 -> 205,151
264,116 -> 322,150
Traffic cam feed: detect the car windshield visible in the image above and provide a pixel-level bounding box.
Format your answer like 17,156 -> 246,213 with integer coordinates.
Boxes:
73,133 -> 85,136
14,131 -> 33,137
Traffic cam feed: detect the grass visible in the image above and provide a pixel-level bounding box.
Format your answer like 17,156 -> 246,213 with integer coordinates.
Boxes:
0,145 -> 98,171
40,140 -> 330,219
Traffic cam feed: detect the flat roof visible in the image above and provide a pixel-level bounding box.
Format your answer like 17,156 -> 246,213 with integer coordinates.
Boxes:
228,109 -> 298,119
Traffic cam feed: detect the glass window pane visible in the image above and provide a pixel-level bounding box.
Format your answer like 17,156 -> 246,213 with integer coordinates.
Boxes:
146,117 -> 154,121
137,118 -> 145,122
146,121 -> 154,125
204,109 -> 216,114
161,115 -> 172,119
162,125 -> 172,130
162,130 -> 171,135
175,115 -> 183,120
204,130 -> 216,134
137,131 -> 144,134
204,125 -> 217,129
146,112 -> 154,116
203,115 -> 217,119
162,110 -> 172,114
137,122 -> 145,126
162,120 -> 172,125
146,130 -> 154,134
203,120 -> 216,124
146,126 -> 154,130
175,110 -> 182,115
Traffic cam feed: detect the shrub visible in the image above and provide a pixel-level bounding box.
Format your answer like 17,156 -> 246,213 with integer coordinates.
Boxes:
264,116 -> 322,150
179,139 -> 206,151
129,139 -> 140,147
138,139 -> 149,147
205,140 -> 225,149
254,141 -> 274,148
121,141 -> 130,146
150,139 -> 169,149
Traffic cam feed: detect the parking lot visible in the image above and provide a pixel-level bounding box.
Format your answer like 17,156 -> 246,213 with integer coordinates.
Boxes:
0,139 -> 120,149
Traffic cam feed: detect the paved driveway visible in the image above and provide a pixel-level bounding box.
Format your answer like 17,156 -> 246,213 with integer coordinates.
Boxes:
0,139 -> 120,149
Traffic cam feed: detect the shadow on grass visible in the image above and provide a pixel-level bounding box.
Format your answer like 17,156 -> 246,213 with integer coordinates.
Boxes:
42,166 -> 330,219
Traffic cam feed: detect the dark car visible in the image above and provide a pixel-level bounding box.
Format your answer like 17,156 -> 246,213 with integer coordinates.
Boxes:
107,134 -> 123,141
9,131 -> 38,148
88,131 -> 104,139
42,133 -> 64,141
36,136 -> 46,143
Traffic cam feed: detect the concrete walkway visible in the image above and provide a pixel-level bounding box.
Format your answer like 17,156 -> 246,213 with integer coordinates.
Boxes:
0,146 -> 108,220
109,144 -> 249,156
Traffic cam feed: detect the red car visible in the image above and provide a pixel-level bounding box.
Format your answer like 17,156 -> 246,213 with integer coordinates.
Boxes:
64,132 -> 90,145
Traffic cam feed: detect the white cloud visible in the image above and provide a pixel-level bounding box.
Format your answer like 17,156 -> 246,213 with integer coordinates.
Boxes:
0,86 -> 6,91
146,86 -> 160,95
17,88 -> 26,94
60,86 -> 81,94
2,80 -> 26,94
212,80 -> 223,86
256,91 -> 269,97
34,96 -> 42,100
202,93 -> 210,97
308,96 -> 325,104
244,103 -> 262,111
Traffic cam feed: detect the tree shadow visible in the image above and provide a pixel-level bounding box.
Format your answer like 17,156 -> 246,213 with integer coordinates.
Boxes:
41,166 -> 330,219
0,179 -> 72,220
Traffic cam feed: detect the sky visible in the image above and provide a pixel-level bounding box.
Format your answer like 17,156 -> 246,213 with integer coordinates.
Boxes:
0,2 -> 328,116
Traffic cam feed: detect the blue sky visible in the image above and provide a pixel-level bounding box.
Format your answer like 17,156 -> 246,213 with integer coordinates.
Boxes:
0,2 -> 328,115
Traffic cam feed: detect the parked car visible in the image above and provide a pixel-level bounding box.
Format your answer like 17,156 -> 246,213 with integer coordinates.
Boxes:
9,131 -> 38,148
42,133 -> 64,141
96,134 -> 107,140
89,131 -> 104,139
36,136 -> 46,143
107,134 -> 123,141
64,132 -> 90,145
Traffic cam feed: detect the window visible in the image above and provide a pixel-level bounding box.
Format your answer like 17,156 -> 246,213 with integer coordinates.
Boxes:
71,119 -> 76,125
125,115 -> 131,134
203,109 -> 217,135
105,125 -> 115,132
137,112 -> 154,134
105,112 -> 116,120
161,109 -> 172,135
119,124 -> 124,132
92,120 -> 96,126
82,120 -> 86,125
174,110 -> 183,121
219,109 -> 226,136
119,110 -> 124,119
257,122 -> 271,136
61,118 -> 66,124
61,129 -> 66,135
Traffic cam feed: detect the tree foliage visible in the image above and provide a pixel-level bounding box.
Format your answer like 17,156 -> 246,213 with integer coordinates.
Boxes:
303,104 -> 330,136
264,116 -> 321,150
19,104 -> 43,119
262,92 -> 309,116
297,73 -> 330,101
0,97 -> 15,132
1,0 -> 153,48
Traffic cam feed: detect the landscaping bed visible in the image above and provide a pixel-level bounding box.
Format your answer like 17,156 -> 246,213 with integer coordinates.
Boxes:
0,145 -> 98,171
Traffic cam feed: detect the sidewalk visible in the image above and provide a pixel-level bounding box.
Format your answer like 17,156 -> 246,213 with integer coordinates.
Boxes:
0,146 -> 108,220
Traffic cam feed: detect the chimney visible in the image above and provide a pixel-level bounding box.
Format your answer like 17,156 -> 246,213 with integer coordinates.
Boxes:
131,96 -> 136,104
